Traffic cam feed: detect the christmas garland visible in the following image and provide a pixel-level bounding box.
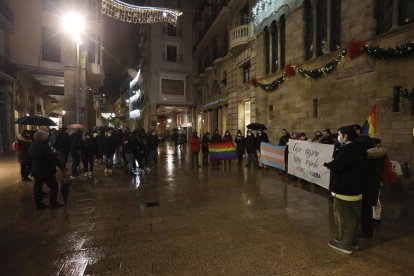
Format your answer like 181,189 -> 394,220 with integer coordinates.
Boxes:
251,40 -> 414,92
296,49 -> 347,79
363,41 -> 414,59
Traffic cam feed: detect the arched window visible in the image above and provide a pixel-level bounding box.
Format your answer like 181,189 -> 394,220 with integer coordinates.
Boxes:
271,21 -> 278,73
330,0 -> 341,51
280,15 -> 286,68
264,26 -> 270,75
303,0 -> 313,60
399,0 -> 414,25
316,0 -> 327,56
375,0 -> 392,34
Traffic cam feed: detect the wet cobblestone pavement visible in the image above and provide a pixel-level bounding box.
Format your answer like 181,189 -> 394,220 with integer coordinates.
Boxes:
1,143 -> 414,275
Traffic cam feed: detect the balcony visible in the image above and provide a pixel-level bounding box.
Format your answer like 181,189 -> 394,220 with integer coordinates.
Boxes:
0,0 -> 14,28
229,23 -> 254,55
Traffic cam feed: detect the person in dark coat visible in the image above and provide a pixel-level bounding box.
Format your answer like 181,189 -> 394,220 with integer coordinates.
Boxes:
17,130 -> 32,182
234,130 -> 245,165
81,132 -> 95,176
210,129 -> 222,166
171,130 -> 179,148
69,129 -> 82,178
360,136 -> 387,239
190,131 -> 202,168
55,127 -> 70,166
147,129 -> 159,168
222,130 -> 233,166
30,130 -> 65,210
256,129 -> 269,168
244,130 -> 256,167
103,129 -> 117,175
320,128 -> 334,144
201,132 -> 210,166
279,129 -> 290,174
324,126 -> 367,254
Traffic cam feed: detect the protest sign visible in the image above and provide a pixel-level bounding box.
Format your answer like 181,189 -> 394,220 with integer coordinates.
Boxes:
260,142 -> 285,170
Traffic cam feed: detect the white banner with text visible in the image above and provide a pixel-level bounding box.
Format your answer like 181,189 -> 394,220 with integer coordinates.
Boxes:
287,140 -> 334,189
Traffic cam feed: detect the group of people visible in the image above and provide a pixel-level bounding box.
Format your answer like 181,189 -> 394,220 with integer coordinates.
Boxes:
189,125 -> 387,255
15,126 -> 161,210
16,123 -> 387,255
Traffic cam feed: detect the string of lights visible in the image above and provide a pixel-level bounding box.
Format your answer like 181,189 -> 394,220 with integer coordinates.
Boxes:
101,0 -> 183,26
296,50 -> 347,79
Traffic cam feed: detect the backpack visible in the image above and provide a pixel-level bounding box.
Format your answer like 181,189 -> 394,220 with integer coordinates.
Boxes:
12,140 -> 21,151
381,158 -> 397,186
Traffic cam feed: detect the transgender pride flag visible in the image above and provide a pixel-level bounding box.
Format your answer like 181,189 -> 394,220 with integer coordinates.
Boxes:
361,105 -> 376,136
260,142 -> 286,170
209,142 -> 237,160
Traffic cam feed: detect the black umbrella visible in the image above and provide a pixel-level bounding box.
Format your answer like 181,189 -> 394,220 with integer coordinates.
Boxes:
246,123 -> 267,131
15,115 -> 57,126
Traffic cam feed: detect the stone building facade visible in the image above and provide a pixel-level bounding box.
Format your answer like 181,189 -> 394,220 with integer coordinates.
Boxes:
9,0 -> 104,132
194,0 -> 414,168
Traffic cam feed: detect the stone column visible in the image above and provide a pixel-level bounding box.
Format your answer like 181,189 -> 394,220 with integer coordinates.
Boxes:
392,0 -> 400,29
63,67 -> 76,126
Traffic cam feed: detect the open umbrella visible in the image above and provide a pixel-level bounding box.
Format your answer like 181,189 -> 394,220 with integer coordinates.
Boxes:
246,123 -> 267,131
15,115 -> 57,126
67,123 -> 85,129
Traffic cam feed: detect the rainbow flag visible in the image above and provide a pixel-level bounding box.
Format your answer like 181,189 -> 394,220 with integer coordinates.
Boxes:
209,142 -> 237,160
260,143 -> 286,170
361,105 -> 376,136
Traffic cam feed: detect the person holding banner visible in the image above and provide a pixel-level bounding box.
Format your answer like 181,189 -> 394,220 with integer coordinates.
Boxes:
256,129 -> 269,168
245,130 -> 257,167
234,130 -> 246,165
324,126 -> 367,254
222,130 -> 233,167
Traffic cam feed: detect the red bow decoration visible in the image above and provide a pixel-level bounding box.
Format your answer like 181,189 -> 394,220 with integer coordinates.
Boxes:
250,77 -> 258,87
347,40 -> 365,59
284,64 -> 296,77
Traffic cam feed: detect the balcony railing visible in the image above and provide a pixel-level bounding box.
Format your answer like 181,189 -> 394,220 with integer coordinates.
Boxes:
163,53 -> 183,63
229,22 -> 254,54
0,0 -> 14,26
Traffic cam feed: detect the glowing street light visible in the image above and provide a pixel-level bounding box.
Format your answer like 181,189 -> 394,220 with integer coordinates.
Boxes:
62,12 -> 85,124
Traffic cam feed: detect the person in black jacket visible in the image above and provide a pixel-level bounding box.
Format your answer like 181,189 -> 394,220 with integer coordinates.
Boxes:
360,137 -> 386,239
30,130 -> 65,210
55,127 -> 70,166
70,129 -> 82,178
324,126 -> 367,254
320,128 -> 334,144
244,130 -> 256,167
81,132 -> 95,177
234,130 -> 245,165
17,130 -> 32,182
278,129 -> 290,174
103,129 -> 117,175
210,129 -> 222,166
256,129 -> 269,168
148,129 -> 159,168
201,132 -> 210,166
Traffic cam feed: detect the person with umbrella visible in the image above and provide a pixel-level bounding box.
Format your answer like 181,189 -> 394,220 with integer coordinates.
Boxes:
55,127 -> 71,166
29,130 -> 65,210
244,130 -> 257,167
17,130 -> 33,182
234,130 -> 246,165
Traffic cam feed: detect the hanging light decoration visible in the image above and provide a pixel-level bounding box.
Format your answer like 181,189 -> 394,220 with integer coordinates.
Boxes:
101,0 -> 183,26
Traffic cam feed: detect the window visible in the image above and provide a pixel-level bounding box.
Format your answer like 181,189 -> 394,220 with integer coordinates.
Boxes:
88,39 -> 96,63
42,27 -> 60,62
240,4 -> 250,25
263,26 -> 270,75
330,0 -> 341,51
399,0 -> 414,25
271,21 -> 278,73
375,0 -> 393,35
166,44 -> 178,62
303,0 -> 313,60
316,0 -> 327,56
242,63 -> 250,84
280,15 -> 286,68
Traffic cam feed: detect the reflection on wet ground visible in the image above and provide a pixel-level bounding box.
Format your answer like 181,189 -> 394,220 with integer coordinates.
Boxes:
0,142 -> 413,275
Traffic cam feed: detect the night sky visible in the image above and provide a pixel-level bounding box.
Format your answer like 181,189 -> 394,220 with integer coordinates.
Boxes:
102,0 -> 146,100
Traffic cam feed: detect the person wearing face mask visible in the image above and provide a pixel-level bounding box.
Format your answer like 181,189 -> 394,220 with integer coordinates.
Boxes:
210,129 -> 222,166
103,129 -> 117,175
222,130 -> 233,167
244,130 -> 256,167
234,130 -> 245,165
256,129 -> 269,168
201,132 -> 210,166
324,126 -> 367,254
148,129 -> 159,169
278,129 -> 290,174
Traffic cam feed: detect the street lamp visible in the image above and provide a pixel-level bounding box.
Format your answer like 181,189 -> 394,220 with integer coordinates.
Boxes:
62,12 -> 85,124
